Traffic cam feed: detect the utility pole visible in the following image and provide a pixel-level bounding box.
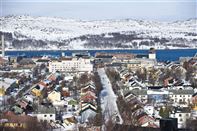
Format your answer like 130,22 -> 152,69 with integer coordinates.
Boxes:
1,35 -> 5,57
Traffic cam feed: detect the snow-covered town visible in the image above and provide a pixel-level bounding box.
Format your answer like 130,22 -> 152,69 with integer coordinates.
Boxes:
0,43 -> 196,130
0,0 -> 197,130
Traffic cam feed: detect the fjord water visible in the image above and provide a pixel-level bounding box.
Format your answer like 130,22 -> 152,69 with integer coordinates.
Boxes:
5,49 -> 197,62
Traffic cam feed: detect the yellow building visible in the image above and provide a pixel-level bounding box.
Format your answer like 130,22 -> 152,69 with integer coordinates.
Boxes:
31,84 -> 45,97
0,88 -> 5,96
31,88 -> 42,97
193,104 -> 197,111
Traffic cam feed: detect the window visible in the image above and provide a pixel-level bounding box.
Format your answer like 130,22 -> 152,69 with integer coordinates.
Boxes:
50,114 -> 53,117
44,115 -> 47,117
179,114 -> 182,117
180,119 -> 183,122
183,98 -> 185,102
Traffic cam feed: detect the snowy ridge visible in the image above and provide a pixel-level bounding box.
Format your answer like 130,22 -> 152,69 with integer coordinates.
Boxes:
0,15 -> 197,50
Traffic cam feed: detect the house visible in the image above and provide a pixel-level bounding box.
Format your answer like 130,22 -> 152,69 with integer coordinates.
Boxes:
164,77 -> 174,87
95,55 -> 113,65
18,58 -> 36,68
95,52 -> 135,64
121,59 -> 156,71
39,79 -> 52,88
47,73 -> 57,82
48,91 -> 61,103
130,89 -> 148,103
61,87 -> 70,97
0,57 -> 8,65
124,91 -> 137,102
191,93 -> 197,119
137,114 -> 157,127
35,59 -> 50,65
38,81 -> 47,88
0,78 -> 17,94
68,99 -> 78,106
30,106 -> 56,123
0,87 -> 5,97
62,114 -> 77,130
85,126 -> 101,131
170,107 -> 191,128
39,80 -> 54,92
126,77 -> 145,90
23,94 -> 35,104
147,90 -> 169,104
17,99 -> 29,110
192,92 -> 197,110
169,89 -> 194,105
80,91 -> 97,103
80,103 -> 97,123
120,69 -> 131,82
81,82 -> 96,94
64,98 -> 78,112
31,84 -> 45,97
11,105 -> 23,114
144,105 -> 155,116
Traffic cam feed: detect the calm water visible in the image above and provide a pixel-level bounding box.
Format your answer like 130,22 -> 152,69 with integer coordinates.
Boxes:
5,49 -> 197,62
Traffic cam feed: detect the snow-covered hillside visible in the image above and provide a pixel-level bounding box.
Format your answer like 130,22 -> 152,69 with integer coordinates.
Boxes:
0,15 -> 196,50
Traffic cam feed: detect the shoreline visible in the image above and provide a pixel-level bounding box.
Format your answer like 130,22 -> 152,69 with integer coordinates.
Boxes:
5,48 -> 197,52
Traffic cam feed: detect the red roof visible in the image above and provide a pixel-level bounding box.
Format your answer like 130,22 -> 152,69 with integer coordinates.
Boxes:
48,74 -> 56,81
138,115 -> 155,125
38,81 -> 47,87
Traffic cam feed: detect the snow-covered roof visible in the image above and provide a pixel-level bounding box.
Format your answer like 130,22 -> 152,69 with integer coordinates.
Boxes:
0,78 -> 16,90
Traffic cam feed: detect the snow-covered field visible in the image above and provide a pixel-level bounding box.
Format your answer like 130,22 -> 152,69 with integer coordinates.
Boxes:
97,68 -> 123,125
1,15 -> 196,41
1,15 -> 196,50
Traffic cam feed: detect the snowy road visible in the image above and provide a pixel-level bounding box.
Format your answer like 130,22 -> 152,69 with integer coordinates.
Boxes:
97,68 -> 123,125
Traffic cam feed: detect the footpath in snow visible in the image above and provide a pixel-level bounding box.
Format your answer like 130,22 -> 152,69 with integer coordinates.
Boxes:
97,68 -> 123,124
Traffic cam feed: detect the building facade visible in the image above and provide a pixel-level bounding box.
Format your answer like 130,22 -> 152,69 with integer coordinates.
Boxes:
49,57 -> 93,73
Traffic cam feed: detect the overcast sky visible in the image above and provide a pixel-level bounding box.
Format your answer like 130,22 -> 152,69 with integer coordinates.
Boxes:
1,0 -> 196,21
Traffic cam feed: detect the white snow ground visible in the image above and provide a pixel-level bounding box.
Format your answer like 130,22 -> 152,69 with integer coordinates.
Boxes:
97,68 -> 123,125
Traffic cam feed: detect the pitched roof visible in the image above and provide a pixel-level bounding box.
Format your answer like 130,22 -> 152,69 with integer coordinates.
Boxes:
36,59 -> 50,62
35,106 -> 56,114
169,89 -> 194,95
131,89 -> 147,96
0,78 -> 16,90
80,103 -> 97,114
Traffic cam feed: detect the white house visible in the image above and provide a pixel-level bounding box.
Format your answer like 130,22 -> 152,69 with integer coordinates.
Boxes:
49,57 -> 93,73
0,78 -> 17,93
170,108 -> 191,128
169,89 -> 194,105
128,89 -> 148,104
80,103 -> 97,123
148,48 -> 156,60
23,94 -> 35,104
30,106 -> 56,123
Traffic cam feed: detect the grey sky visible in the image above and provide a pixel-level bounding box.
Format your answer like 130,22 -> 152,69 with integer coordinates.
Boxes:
1,0 -> 196,21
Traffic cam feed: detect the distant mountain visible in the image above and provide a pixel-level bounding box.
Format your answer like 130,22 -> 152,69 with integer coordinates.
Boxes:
0,15 -> 196,50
